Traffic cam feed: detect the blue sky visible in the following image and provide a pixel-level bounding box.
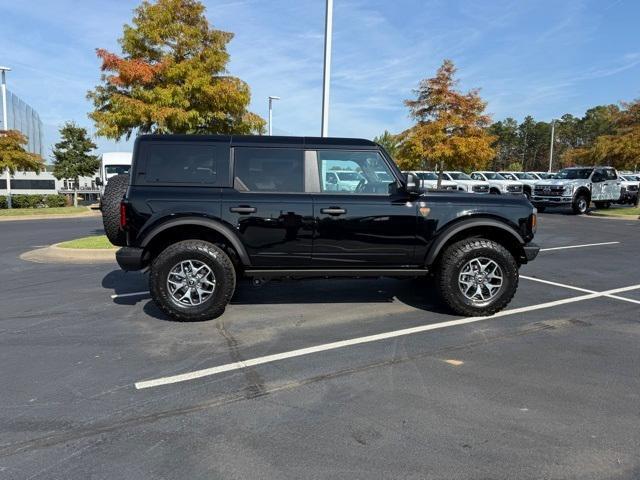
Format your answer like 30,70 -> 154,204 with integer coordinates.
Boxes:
0,0 -> 638,160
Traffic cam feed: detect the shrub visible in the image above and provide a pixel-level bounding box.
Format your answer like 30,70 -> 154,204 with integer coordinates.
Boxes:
0,196 -> 7,209
5,194 -> 69,208
44,195 -> 68,207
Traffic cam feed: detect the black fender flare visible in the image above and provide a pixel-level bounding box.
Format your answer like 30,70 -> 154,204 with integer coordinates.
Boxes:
573,186 -> 591,202
140,217 -> 251,266
424,218 -> 525,266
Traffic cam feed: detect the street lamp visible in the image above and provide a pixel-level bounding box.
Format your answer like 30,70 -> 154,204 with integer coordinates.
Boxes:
321,0 -> 333,137
268,96 -> 280,136
0,66 -> 12,208
548,119 -> 555,173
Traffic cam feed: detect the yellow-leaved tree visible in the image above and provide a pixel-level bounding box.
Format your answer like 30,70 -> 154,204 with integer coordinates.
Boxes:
87,0 -> 265,140
396,60 -> 495,171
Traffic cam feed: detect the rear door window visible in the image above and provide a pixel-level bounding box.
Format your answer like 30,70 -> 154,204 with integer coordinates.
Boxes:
139,142 -> 229,186
233,148 -> 304,193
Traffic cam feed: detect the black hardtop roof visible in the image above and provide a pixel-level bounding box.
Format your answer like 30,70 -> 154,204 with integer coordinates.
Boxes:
136,134 -> 379,149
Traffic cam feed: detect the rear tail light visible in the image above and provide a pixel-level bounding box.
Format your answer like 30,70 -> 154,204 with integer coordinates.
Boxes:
120,202 -> 127,229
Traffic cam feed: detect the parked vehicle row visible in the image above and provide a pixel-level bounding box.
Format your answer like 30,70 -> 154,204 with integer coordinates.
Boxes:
404,167 -> 637,213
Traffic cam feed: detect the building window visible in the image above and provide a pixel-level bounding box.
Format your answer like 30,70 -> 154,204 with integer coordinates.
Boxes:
10,179 -> 56,190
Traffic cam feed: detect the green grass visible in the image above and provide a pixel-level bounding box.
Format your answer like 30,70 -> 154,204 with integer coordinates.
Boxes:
590,206 -> 640,218
57,235 -> 116,249
0,206 -> 90,217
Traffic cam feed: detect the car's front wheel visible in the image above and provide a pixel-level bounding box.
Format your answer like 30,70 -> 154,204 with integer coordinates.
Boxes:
435,238 -> 518,316
149,240 -> 236,321
572,194 -> 589,214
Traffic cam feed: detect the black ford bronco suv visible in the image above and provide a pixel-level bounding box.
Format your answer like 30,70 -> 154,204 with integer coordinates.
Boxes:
102,135 -> 539,321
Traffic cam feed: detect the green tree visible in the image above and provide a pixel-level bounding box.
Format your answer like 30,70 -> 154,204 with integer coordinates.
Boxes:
52,122 -> 100,207
488,117 -> 519,170
0,130 -> 43,174
87,0 -> 265,140
373,130 -> 400,159
396,60 -> 495,171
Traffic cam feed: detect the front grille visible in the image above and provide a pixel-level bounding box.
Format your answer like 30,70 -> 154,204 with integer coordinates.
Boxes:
473,185 -> 489,193
627,185 -> 638,192
534,185 -> 565,196
507,184 -> 523,193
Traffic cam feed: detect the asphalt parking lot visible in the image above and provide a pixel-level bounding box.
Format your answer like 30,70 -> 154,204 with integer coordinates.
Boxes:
1,213 -> 639,479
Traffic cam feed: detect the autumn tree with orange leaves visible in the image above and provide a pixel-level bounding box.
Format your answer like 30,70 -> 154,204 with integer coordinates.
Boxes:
87,0 -> 265,139
396,60 -> 495,171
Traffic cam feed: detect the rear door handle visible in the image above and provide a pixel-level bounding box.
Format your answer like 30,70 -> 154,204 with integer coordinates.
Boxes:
321,207 -> 346,216
229,206 -> 256,214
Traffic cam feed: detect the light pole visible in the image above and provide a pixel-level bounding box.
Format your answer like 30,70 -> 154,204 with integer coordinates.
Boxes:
0,66 -> 11,208
548,119 -> 555,173
268,96 -> 280,136
321,0 -> 333,137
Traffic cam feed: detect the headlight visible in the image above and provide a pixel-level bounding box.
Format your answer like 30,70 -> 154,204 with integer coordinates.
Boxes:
563,185 -> 574,194
502,184 -> 509,192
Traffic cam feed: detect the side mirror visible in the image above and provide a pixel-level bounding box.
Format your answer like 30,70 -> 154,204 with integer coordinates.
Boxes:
95,177 -> 103,186
404,172 -> 421,195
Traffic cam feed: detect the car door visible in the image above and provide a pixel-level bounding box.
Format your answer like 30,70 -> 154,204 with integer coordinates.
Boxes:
604,168 -> 622,200
310,149 -> 418,267
590,169 -> 606,201
221,147 -> 314,267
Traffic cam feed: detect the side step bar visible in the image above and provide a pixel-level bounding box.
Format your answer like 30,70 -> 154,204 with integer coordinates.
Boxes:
244,268 -> 429,279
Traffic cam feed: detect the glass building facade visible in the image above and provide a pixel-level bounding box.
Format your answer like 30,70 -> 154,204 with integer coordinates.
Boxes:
0,90 -> 44,156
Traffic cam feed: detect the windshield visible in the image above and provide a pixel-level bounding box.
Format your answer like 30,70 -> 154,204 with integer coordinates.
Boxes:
416,172 -> 438,180
483,172 -> 506,180
554,168 -> 593,180
336,172 -> 361,181
447,172 -> 471,180
105,165 -> 130,176
515,173 -> 535,180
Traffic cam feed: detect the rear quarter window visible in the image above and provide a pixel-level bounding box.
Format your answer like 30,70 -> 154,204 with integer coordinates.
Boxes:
136,142 -> 230,186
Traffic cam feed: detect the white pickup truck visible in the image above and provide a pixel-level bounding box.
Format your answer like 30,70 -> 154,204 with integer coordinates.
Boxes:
532,166 -> 622,214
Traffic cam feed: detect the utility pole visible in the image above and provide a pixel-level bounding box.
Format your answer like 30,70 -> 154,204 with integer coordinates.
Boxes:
268,96 -> 280,136
321,0 -> 333,137
548,120 -> 555,173
1,66 -> 11,208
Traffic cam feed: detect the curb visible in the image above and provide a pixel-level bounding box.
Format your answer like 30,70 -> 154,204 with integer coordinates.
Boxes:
586,213 -> 640,221
0,211 -> 101,222
20,243 -> 118,264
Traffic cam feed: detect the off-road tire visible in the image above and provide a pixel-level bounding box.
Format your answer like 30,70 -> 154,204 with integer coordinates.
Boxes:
101,174 -> 129,246
435,238 -> 519,316
572,193 -> 589,214
149,240 -> 236,321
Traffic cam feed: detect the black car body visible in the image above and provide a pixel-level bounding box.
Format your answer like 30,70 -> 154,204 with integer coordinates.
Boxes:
110,135 -> 539,320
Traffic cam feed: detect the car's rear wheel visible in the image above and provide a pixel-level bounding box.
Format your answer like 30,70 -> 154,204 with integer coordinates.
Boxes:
435,238 -> 518,316
572,194 -> 589,214
149,240 -> 236,321
101,174 -> 129,246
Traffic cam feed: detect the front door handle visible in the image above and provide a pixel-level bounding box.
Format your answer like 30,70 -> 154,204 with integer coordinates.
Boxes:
321,207 -> 347,216
230,206 -> 256,214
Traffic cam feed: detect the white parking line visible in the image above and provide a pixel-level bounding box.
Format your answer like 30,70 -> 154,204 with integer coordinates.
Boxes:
520,275 -> 640,305
539,241 -> 619,252
134,282 -> 640,390
110,291 -> 150,299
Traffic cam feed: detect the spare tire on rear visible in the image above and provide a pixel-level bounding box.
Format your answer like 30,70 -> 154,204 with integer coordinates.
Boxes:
101,174 -> 129,247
